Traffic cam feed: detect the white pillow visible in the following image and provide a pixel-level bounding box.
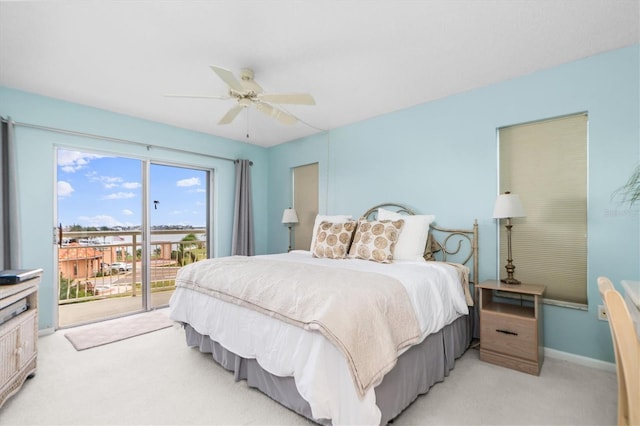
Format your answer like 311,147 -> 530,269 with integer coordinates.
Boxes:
309,214 -> 353,251
377,208 -> 435,261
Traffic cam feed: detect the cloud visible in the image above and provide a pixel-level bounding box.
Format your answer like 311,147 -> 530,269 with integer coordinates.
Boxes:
86,173 -> 123,189
86,172 -> 140,190
76,215 -> 124,228
101,177 -> 123,188
57,181 -> 74,197
177,177 -> 201,187
58,150 -> 103,173
102,192 -> 135,200
122,209 -> 133,216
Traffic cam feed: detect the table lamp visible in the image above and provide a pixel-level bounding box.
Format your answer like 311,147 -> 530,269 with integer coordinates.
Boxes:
493,192 -> 526,284
281,208 -> 299,252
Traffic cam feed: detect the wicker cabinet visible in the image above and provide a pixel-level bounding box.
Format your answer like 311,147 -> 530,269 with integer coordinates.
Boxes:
0,276 -> 39,408
478,280 -> 545,375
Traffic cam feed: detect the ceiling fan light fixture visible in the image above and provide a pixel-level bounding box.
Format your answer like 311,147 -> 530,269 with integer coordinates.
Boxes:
240,68 -> 254,81
173,65 -> 315,126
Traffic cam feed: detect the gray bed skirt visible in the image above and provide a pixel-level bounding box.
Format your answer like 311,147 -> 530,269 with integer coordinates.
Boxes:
183,311 -> 473,425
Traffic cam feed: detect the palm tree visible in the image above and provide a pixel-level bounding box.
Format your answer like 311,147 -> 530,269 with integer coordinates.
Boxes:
178,233 -> 199,266
614,163 -> 640,206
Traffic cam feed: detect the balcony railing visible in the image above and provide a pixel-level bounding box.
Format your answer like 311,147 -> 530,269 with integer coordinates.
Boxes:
58,228 -> 206,305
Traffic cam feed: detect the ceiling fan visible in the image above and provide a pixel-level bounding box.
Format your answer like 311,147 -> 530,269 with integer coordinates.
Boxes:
167,66 -> 315,125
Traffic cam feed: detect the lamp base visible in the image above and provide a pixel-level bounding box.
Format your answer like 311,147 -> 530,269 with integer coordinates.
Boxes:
500,277 -> 521,285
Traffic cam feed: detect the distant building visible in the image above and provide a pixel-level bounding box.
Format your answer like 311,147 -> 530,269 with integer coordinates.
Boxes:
58,243 -> 112,279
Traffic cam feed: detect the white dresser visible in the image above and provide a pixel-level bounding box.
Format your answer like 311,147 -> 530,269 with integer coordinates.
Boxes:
0,275 -> 40,408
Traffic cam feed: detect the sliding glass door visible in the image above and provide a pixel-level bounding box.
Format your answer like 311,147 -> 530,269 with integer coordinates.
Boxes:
148,163 -> 209,309
56,149 -> 210,327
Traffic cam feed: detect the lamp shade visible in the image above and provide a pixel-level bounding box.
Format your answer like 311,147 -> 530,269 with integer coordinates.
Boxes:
281,208 -> 299,224
493,192 -> 526,219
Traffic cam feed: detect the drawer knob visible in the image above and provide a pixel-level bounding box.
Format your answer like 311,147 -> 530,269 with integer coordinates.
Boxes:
496,329 -> 519,336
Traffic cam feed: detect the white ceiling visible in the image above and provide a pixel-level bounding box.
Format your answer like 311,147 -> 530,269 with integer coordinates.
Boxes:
1,1 -> 638,147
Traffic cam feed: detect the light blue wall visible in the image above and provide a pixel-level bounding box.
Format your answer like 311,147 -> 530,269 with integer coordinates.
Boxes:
268,132 -> 330,251
0,87 -> 269,330
267,45 -> 640,362
2,45 -> 638,362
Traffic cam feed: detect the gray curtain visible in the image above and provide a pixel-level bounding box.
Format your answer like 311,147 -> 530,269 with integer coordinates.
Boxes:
231,159 -> 254,256
0,118 -> 21,270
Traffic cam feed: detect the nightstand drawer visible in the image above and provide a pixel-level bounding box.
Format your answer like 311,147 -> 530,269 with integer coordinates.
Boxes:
481,311 -> 537,361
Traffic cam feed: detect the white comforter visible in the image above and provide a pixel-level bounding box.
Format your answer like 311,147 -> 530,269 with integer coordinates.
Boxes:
168,251 -> 469,425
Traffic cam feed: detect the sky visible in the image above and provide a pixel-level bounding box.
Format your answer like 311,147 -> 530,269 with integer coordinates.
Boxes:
57,149 -> 207,228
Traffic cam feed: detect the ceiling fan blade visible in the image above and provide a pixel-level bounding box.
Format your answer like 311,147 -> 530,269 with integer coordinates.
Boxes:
210,66 -> 244,92
164,94 -> 230,100
218,104 -> 245,125
258,93 -> 315,105
254,101 -> 297,125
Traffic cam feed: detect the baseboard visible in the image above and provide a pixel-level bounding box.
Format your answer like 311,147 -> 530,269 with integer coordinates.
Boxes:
38,327 -> 55,337
544,347 -> 615,373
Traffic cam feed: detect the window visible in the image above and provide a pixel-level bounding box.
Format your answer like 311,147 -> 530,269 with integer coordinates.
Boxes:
293,163 -> 319,250
498,113 -> 588,305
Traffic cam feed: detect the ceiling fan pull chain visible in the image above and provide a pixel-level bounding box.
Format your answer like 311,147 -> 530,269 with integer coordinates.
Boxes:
246,108 -> 250,139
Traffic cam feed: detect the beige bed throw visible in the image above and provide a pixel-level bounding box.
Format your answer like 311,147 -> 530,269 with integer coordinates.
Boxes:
175,256 -> 422,397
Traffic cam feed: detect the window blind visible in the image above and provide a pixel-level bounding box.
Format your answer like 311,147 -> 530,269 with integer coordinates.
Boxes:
293,163 -> 319,251
499,113 -> 588,305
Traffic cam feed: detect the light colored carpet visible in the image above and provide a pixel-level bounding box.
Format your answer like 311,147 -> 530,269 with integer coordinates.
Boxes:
64,310 -> 173,351
0,311 -> 618,425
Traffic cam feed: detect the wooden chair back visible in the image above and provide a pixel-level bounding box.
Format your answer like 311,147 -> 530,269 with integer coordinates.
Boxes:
598,276 -> 626,425
598,276 -> 615,297
603,285 -> 640,426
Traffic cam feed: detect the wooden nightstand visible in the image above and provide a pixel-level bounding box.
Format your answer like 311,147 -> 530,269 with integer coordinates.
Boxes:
478,280 -> 545,375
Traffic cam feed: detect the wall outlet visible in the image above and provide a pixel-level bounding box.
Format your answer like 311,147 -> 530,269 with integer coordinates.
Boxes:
598,305 -> 608,321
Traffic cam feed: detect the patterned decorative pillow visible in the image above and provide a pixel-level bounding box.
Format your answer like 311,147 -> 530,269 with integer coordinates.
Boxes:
309,214 -> 353,251
312,220 -> 357,259
349,219 -> 405,263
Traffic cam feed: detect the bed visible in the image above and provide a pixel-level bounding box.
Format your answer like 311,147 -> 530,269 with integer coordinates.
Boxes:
169,203 -> 478,425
